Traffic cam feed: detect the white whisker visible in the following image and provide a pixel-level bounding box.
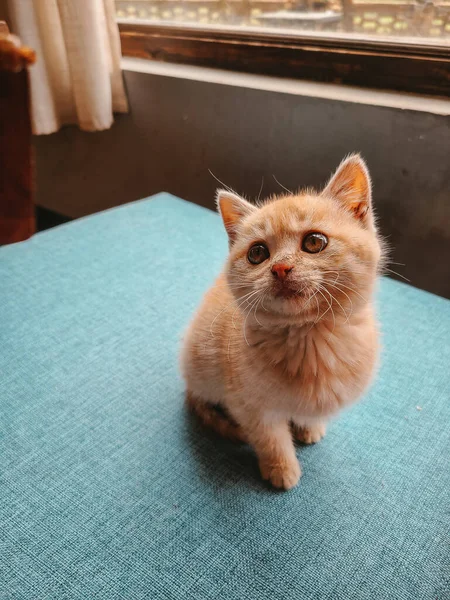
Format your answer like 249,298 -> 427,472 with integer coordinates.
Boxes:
385,268 -> 411,283
210,289 -> 257,338
323,285 -> 349,323
208,169 -> 235,194
243,294 -> 261,346
323,279 -> 354,322
272,174 -> 292,195
253,295 -> 264,327
315,287 -> 335,329
320,287 -> 336,330
257,176 -> 264,203
232,290 -> 261,328
327,280 -> 367,303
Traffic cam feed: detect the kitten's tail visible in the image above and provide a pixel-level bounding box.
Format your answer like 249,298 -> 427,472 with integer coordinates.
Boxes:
186,393 -> 246,443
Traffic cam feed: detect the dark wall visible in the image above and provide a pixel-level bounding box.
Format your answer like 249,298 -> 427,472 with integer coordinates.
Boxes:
35,70 -> 450,298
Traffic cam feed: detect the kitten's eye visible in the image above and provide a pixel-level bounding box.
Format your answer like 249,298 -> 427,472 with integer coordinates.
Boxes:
302,232 -> 328,254
248,243 -> 270,265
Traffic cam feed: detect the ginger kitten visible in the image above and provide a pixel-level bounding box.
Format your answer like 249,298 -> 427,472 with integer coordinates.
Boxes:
181,155 -> 384,490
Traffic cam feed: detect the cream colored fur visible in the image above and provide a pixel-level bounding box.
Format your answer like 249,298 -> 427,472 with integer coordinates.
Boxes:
181,155 -> 383,490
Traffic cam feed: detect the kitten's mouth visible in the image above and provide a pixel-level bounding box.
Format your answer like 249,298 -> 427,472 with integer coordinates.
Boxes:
274,284 -> 304,300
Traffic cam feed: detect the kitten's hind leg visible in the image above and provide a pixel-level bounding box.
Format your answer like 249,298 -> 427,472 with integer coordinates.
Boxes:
186,392 -> 246,443
292,420 -> 326,445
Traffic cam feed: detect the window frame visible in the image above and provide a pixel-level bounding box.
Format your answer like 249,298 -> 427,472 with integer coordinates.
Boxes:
119,21 -> 450,97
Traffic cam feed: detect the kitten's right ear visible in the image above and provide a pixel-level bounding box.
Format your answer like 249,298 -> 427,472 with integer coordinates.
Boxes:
216,189 -> 256,242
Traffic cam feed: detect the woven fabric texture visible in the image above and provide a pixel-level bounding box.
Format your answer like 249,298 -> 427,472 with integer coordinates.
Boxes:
1,194 -> 449,599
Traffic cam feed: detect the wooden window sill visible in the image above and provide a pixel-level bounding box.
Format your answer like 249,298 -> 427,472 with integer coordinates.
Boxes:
119,22 -> 450,98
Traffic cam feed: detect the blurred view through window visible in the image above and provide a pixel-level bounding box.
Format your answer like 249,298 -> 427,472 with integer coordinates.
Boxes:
116,0 -> 450,42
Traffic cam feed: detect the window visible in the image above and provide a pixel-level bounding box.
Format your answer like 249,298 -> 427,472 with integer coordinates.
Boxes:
117,0 -> 450,40
116,0 -> 450,96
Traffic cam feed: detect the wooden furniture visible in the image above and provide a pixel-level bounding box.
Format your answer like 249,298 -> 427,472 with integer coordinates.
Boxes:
0,21 -> 36,245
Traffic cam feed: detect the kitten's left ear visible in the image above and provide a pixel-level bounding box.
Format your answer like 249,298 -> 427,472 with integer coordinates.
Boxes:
323,154 -> 373,226
216,189 -> 256,242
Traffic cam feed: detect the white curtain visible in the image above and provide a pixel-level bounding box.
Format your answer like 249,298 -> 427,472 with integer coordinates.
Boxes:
8,0 -> 128,134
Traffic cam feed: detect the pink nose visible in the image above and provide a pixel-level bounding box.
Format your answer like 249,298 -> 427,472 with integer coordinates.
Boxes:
271,263 -> 293,280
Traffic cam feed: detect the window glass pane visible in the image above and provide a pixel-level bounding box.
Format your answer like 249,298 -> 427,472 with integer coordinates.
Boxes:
116,0 -> 450,42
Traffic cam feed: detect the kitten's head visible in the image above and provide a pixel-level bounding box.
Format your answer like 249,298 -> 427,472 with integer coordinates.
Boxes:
217,155 -> 384,323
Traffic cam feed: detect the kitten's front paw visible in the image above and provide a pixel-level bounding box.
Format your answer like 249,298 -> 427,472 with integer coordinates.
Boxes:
259,457 -> 301,490
293,423 -> 326,445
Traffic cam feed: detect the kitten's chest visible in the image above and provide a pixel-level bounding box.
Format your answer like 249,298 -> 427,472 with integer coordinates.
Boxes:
250,319 -> 377,416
